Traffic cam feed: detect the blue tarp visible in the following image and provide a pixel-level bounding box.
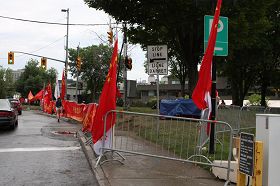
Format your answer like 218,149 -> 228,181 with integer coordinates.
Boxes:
160,99 -> 201,118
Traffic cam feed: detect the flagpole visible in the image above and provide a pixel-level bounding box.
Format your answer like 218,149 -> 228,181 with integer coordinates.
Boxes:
210,57 -> 216,154
75,44 -> 80,103
42,82 -> 45,111
209,0 -> 217,154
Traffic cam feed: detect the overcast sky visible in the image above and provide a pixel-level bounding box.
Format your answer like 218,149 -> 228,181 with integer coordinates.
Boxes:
0,0 -> 149,82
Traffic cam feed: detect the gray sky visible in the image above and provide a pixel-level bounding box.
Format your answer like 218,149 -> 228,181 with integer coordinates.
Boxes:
0,0 -> 148,82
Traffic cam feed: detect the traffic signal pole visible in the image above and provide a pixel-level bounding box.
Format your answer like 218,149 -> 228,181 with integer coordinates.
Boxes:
123,24 -> 128,110
11,51 -> 65,63
63,8 -> 70,100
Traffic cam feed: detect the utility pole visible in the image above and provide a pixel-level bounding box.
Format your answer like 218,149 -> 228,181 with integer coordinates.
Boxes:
75,44 -> 80,103
61,8 -> 69,100
123,24 -> 128,110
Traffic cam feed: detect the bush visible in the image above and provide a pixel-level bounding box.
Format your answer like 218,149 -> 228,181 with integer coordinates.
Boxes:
116,98 -> 124,107
131,101 -> 146,107
146,97 -> 157,108
246,94 -> 269,106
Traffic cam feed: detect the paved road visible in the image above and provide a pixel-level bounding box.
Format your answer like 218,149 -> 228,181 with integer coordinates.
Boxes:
0,110 -> 98,186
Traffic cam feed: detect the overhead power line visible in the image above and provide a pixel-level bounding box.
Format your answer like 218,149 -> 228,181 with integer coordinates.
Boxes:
0,15 -> 115,26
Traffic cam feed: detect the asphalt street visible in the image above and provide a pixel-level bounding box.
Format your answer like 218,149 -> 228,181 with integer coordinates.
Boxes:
0,110 -> 98,186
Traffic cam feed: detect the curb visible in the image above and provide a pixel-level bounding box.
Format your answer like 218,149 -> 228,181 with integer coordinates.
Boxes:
77,131 -> 110,186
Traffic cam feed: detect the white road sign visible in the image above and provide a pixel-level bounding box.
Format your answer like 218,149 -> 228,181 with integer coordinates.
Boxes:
147,45 -> 168,75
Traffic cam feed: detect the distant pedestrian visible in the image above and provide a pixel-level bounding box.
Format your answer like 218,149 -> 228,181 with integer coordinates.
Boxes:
55,97 -> 62,122
221,99 -> 226,106
219,99 -> 226,108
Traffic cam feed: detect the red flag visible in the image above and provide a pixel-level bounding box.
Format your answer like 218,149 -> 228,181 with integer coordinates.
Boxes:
28,91 -> 34,102
34,89 -> 44,100
192,0 -> 222,111
44,83 -> 52,105
92,39 -> 118,144
60,70 -> 66,100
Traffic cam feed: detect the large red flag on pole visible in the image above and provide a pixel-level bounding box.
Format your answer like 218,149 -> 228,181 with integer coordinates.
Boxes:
192,0 -> 222,112
92,38 -> 118,154
44,83 -> 52,105
60,70 -> 66,100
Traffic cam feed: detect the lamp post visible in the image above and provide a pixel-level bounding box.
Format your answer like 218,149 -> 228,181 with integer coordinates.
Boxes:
61,8 -> 69,100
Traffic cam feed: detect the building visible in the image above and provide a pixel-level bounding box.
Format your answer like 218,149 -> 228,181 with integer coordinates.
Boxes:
134,76 -> 229,104
11,69 -> 24,82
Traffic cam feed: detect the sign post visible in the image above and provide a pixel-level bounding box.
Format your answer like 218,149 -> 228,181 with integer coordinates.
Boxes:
147,45 -> 168,113
147,45 -> 168,135
204,15 -> 228,153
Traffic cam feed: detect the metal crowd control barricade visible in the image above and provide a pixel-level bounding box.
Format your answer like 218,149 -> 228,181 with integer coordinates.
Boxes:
95,110 -> 234,185
216,105 -> 241,134
238,106 -> 266,133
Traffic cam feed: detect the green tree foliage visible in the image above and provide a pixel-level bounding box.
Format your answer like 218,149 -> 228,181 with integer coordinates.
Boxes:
0,66 -> 16,98
85,0 -> 279,106
84,0 -> 215,96
222,0 -> 279,106
15,59 -> 57,98
68,44 -> 114,102
5,68 -> 16,97
0,66 -> 6,98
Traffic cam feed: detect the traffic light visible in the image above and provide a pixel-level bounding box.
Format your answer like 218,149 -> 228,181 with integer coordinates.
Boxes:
125,57 -> 132,70
76,56 -> 81,71
107,29 -> 113,45
41,57 -> 47,70
8,52 -> 14,64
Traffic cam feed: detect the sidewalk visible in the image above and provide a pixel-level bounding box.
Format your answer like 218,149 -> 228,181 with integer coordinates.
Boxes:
78,131 -> 226,186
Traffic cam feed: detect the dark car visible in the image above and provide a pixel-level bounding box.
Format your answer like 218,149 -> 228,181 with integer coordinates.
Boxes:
0,99 -> 18,129
9,98 -> 22,115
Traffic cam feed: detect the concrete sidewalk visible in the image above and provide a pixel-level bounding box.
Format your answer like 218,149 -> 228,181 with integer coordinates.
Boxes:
78,131 -> 226,186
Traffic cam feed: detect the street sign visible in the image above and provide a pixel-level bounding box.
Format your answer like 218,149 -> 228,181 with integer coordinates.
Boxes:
147,45 -> 168,75
239,132 -> 254,176
204,15 -> 228,56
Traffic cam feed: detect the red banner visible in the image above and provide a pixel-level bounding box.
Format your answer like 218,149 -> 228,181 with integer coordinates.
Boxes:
63,101 -> 86,122
44,101 -> 54,114
82,103 -> 97,132
42,99 -> 98,130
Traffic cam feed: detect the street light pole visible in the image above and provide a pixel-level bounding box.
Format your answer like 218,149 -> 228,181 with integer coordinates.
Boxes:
61,8 -> 69,100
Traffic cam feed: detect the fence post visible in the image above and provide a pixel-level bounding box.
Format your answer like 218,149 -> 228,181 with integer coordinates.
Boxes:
236,137 -> 246,186
252,141 -> 263,186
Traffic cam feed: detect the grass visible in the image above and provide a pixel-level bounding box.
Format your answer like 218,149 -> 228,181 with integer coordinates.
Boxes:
115,113 -> 232,164
116,106 -> 157,114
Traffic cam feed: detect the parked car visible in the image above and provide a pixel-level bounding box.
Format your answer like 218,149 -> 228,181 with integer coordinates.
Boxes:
9,98 -> 22,115
0,99 -> 18,129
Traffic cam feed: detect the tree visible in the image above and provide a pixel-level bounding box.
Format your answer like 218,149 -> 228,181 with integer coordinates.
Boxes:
5,68 -> 16,97
68,44 -> 114,102
258,0 -> 280,106
0,66 -> 6,98
221,0 -> 274,106
15,59 -> 57,98
0,66 -> 16,98
85,0 -> 280,106
84,0 -> 216,96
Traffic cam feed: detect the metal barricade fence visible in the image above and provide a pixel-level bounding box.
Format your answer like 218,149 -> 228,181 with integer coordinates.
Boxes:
217,105 -> 273,134
217,105 -> 241,134
238,106 -> 266,133
95,110 -> 233,185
